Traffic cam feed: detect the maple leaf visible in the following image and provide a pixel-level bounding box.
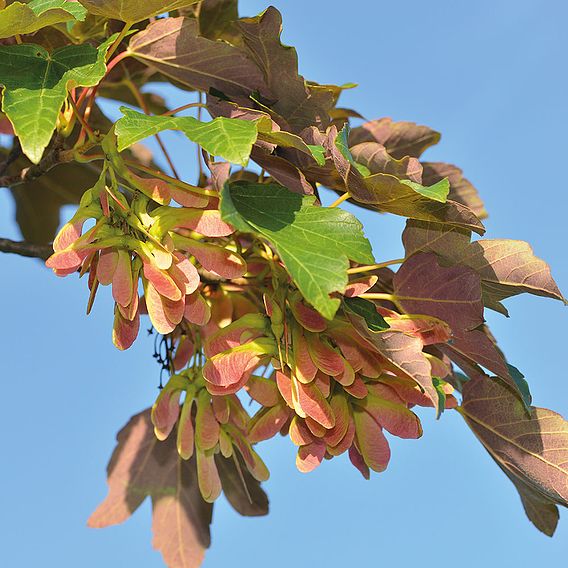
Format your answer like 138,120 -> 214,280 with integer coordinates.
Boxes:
402,220 -> 565,315
0,0 -> 86,38
127,17 -> 269,104
89,409 -> 268,568
221,181 -> 374,319
77,0 -> 200,23
349,117 -> 441,159
459,376 -> 568,536
235,6 -> 334,132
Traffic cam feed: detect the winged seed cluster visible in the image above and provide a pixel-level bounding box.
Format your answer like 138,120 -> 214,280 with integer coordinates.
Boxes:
1,1 -> 566,566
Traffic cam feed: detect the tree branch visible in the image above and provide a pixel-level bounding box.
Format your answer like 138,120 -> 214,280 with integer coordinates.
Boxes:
0,137 -> 65,189
0,238 -> 53,260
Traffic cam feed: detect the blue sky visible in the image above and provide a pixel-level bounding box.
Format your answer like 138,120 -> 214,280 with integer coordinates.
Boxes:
1,1 -> 567,566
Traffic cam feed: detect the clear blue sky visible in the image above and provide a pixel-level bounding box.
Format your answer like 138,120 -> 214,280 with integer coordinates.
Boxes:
1,1 -> 567,566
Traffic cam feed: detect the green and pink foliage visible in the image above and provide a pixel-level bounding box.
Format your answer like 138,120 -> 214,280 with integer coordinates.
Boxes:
0,0 -> 567,566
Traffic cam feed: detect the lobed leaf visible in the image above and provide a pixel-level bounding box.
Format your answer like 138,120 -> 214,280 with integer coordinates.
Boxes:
220,181 -> 374,319
0,0 -> 86,38
403,220 -> 565,313
236,7 -> 334,131
77,0 -> 200,23
88,409 -> 213,568
349,117 -> 441,159
115,107 -> 257,166
0,40 -> 111,163
460,377 -> 568,536
128,17 -> 268,103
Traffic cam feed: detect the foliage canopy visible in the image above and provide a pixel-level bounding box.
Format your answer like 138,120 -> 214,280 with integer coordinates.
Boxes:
0,0 -> 566,565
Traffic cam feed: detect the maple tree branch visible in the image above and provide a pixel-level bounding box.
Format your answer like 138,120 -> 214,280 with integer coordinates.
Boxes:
0,138 -> 66,188
0,238 -> 52,260
0,140 -> 22,177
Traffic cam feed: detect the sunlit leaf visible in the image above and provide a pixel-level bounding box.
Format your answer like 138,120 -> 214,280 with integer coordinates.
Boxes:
402,220 -> 565,312
221,181 -> 374,319
355,173 -> 485,234
422,162 -> 488,220
115,107 -> 258,166
0,0 -> 86,38
236,7 -> 334,131
77,0 -> 200,23
0,39 -> 111,163
349,117 -> 441,159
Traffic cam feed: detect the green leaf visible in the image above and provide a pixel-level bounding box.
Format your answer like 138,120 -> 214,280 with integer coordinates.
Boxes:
431,377 -> 446,419
401,178 -> 450,203
252,115 -> 326,164
307,144 -> 326,166
506,364 -> 532,410
115,107 -> 258,167
77,0 -> 200,23
0,0 -> 86,38
334,125 -> 371,176
221,181 -> 374,319
343,297 -> 389,332
0,40 -> 111,163
30,0 -> 86,19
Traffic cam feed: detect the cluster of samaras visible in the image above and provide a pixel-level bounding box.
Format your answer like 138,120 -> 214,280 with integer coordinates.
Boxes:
46,146 -> 458,503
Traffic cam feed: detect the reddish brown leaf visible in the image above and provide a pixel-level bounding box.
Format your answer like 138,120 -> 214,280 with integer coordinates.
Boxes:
402,221 -> 565,313
215,453 -> 269,517
460,377 -> 568,536
350,142 -> 423,181
128,17 -> 269,103
349,118 -> 441,159
394,252 -> 484,333
88,410 -> 212,568
236,7 -> 333,131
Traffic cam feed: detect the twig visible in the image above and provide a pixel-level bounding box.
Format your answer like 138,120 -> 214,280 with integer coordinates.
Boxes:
0,139 -> 66,188
0,238 -> 52,260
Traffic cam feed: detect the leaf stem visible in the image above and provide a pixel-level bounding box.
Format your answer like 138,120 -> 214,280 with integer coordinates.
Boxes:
162,102 -> 207,116
196,92 -> 204,181
105,23 -> 132,62
359,292 -> 404,311
329,192 -> 351,208
347,258 -> 405,274
123,78 -> 180,179
67,95 -> 95,140
105,50 -> 131,75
